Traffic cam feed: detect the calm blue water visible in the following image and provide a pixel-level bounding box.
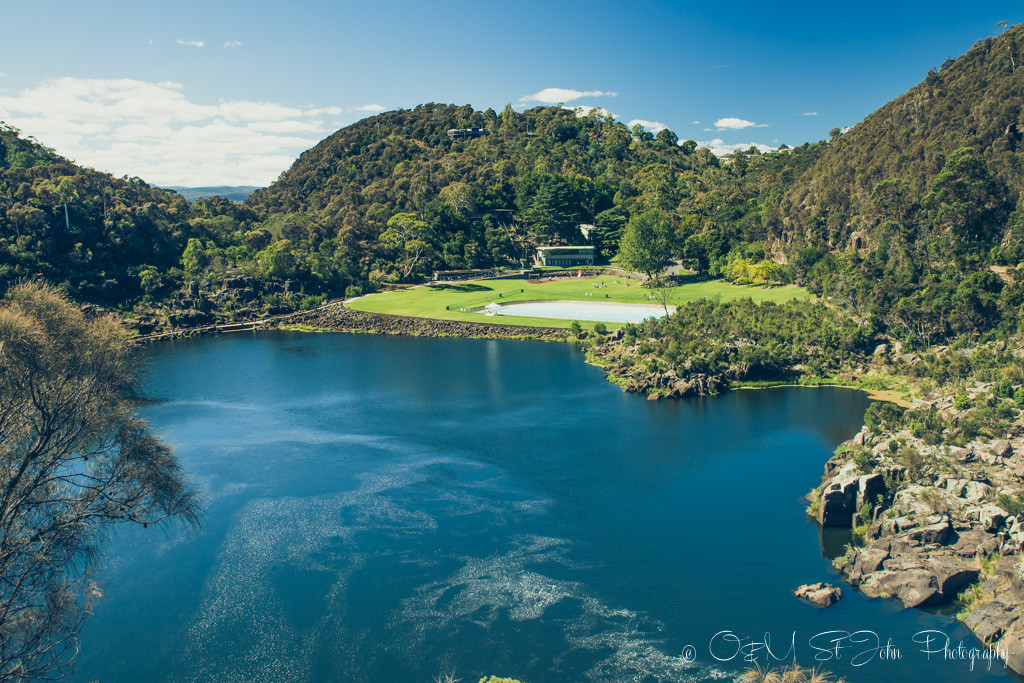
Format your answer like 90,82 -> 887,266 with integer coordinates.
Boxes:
74,332 -> 1013,682
493,300 -> 672,322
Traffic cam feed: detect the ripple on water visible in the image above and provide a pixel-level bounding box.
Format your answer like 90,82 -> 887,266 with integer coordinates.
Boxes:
169,448 -> 732,682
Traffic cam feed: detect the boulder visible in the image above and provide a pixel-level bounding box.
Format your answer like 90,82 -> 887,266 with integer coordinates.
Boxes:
794,582 -> 842,607
880,516 -> 917,537
222,276 -> 254,289
906,518 -> 952,545
860,568 -> 942,607
855,548 -> 890,575
963,481 -> 994,503
673,380 -> 696,397
924,556 -> 980,598
962,600 -> 1019,644
950,447 -> 976,464
992,440 -> 1014,459
1001,622 -> 1024,676
888,518 -> 951,554
981,505 -> 1009,533
873,343 -> 889,356
950,529 -> 1001,559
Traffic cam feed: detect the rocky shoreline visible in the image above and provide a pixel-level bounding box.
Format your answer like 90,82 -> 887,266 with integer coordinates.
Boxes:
812,386 -> 1024,675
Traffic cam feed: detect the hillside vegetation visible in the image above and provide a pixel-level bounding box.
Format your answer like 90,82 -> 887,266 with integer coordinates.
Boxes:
770,25 -> 1024,347
245,102 -> 822,284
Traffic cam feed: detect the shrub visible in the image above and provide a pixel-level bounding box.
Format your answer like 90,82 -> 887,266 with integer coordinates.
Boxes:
864,401 -> 906,434
900,446 -> 926,481
997,491 -> 1024,517
993,378 -> 1014,398
954,386 -> 971,410
852,447 -> 873,474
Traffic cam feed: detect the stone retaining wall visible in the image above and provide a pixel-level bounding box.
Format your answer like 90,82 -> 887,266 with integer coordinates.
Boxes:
132,300 -> 572,344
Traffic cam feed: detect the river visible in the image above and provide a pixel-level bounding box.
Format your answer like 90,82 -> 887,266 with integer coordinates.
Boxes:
73,332 -> 1011,682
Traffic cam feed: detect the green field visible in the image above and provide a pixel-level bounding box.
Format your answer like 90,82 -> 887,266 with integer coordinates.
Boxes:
348,275 -> 812,329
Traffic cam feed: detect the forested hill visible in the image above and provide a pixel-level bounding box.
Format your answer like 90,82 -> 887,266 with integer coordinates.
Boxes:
245,103 -> 823,280
720,24 -> 1024,348
777,24 -> 1024,261
0,108 -> 821,311
0,124 -> 260,304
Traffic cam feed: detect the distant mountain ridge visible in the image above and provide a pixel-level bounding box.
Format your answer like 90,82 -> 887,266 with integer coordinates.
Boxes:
166,186 -> 261,202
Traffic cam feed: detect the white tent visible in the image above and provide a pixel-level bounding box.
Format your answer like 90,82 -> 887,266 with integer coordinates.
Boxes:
484,302 -> 502,310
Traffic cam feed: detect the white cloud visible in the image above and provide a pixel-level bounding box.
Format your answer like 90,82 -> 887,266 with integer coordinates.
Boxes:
305,106 -> 343,116
564,105 -> 617,118
801,111 -> 818,116
691,120 -> 700,125
628,119 -> 667,134
0,77 -> 350,186
714,117 -> 768,131
0,73 -> 7,78
224,40 -> 243,48
519,88 -> 618,104
698,138 -> 777,156
176,39 -> 204,48
354,103 -> 386,113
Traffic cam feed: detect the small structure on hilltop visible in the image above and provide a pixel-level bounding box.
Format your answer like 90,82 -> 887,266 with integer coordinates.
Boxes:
446,128 -> 490,139
535,245 -> 595,267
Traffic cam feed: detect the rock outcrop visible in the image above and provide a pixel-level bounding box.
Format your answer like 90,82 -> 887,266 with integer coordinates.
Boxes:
794,582 -> 842,607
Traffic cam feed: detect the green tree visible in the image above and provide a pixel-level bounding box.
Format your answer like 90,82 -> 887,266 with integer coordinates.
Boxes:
138,266 -> 161,294
256,239 -> 297,280
655,128 -> 679,147
180,238 -> 211,277
522,175 -> 581,241
380,213 -> 436,281
922,147 -> 1011,262
0,281 -> 199,681
593,206 -> 628,257
617,208 -> 673,283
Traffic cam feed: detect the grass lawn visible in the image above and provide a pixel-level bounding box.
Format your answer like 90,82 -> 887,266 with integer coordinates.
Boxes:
348,275 -> 812,329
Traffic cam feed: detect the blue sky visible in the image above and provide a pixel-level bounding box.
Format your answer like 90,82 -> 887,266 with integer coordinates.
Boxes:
1,0 -> 1021,186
